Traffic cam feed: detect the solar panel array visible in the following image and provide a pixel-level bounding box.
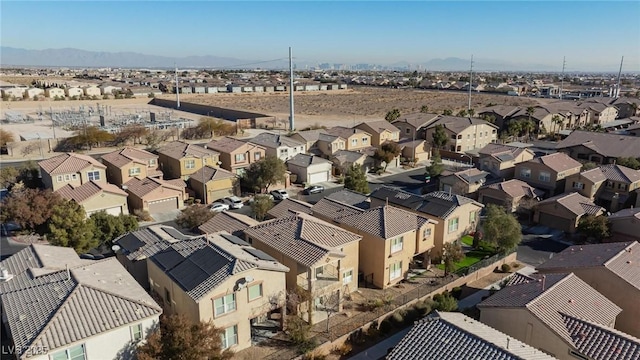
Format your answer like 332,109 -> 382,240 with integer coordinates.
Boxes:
220,233 -> 250,246
244,248 -> 277,262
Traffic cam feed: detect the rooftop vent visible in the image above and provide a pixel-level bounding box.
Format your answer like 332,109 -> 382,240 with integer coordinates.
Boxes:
0,268 -> 14,282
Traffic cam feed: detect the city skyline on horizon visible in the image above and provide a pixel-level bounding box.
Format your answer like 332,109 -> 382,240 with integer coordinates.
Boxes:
2,1 -> 639,72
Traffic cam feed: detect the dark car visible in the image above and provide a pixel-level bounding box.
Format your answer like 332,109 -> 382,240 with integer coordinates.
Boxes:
304,185 -> 325,195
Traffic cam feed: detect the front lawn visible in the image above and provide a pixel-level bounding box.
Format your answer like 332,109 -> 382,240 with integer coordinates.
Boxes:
461,235 -> 473,247
437,238 -> 497,272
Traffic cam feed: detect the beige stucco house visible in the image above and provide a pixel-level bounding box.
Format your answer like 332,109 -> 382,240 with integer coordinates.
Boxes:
477,143 -> 535,179
248,133 -> 306,162
478,179 -> 544,213
565,164 -> 640,211
537,241 -> 640,338
187,165 -> 236,204
424,116 -> 498,153
532,192 -> 605,233
286,153 -> 333,184
607,208 -> 640,242
515,153 -> 582,196
355,120 -> 400,146
325,126 -> 372,151
56,181 -> 129,216
397,139 -> 431,164
102,147 -> 162,186
438,168 -> 490,197
244,213 -> 361,324
39,153 -> 108,191
157,141 -> 220,180
124,177 -> 186,213
205,137 -> 266,176
392,112 -> 440,140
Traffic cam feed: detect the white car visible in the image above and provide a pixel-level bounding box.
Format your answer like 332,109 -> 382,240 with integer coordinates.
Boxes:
210,202 -> 230,212
270,189 -> 289,200
223,196 -> 244,209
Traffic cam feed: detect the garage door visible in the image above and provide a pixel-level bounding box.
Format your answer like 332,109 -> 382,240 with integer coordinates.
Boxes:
148,197 -> 178,213
104,206 -> 123,216
538,212 -> 573,232
308,171 -> 329,184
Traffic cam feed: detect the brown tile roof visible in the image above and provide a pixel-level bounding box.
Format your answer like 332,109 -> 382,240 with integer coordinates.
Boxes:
575,168 -> 607,183
124,176 -> 185,198
39,153 -> 106,175
55,181 -> 127,203
325,126 -> 371,139
356,120 -> 400,134
483,179 -> 545,199
267,198 -> 313,219
557,131 -> 640,158
188,166 -> 236,184
392,113 -> 440,129
292,129 -> 324,143
537,242 -> 640,291
336,205 -> 433,239
244,213 -> 361,267
426,116 -> 498,134
479,273 -> 621,346
477,105 -> 521,118
527,153 -> 582,173
312,198 -> 365,221
206,136 -> 263,154
536,192 -> 605,217
600,164 -> 640,184
560,313 -> 640,360
101,147 -> 157,168
198,212 -> 259,236
157,141 -> 219,160
286,153 -> 332,168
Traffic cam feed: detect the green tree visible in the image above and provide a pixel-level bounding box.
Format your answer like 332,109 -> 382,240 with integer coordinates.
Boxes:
241,156 -> 286,193
468,108 -> 475,117
431,124 -> 448,149
521,119 -> 535,140
176,204 -> 215,231
456,109 -> 468,117
373,142 -> 401,172
48,199 -> 97,253
137,314 -> 233,360
250,194 -> 274,221
551,115 -> 562,135
90,211 -> 138,246
442,242 -> 464,276
433,292 -> 458,311
525,106 -> 535,124
481,114 -> 496,123
385,108 -> 401,122
0,188 -> 63,232
442,109 -> 453,116
70,126 -> 115,150
482,204 -> 522,253
616,157 -> 640,170
420,105 -> 430,113
344,164 -> 370,194
577,215 -> 610,241
114,124 -> 149,145
425,150 -> 445,178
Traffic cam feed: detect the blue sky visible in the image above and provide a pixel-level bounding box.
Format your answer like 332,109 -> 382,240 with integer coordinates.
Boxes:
2,1 -> 639,70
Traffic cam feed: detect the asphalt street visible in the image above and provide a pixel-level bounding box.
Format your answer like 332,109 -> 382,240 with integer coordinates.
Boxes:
516,234 -> 570,267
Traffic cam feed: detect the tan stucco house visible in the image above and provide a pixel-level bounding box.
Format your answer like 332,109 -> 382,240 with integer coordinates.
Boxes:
477,143 -> 535,179
478,179 -> 544,213
438,168 -> 490,197
205,137 -> 266,175
565,164 -> 640,211
124,177 -> 186,213
392,112 -> 440,140
325,126 -> 373,151
397,139 -> 431,164
532,192 -> 605,233
157,141 -> 220,180
101,147 -> 162,186
56,181 -> 129,216
39,153 -> 108,191
199,211 -> 259,237
187,165 -> 236,204
515,153 -> 582,196
286,153 -> 333,184
248,132 -> 306,161
424,116 -> 498,153
607,208 -> 640,242
355,120 -> 400,146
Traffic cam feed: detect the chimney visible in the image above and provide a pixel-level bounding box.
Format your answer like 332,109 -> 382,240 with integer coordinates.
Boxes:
386,197 -> 389,206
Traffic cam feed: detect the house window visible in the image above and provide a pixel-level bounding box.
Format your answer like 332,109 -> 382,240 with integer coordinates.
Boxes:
56,175 -> 63,182
405,128 -> 410,134
423,228 -> 432,240
248,283 -> 263,301
72,174 -> 78,180
164,288 -> 171,304
520,168 -> 531,178
390,236 -> 404,253
235,153 -> 246,162
343,269 -> 353,285
467,134 -> 470,139
64,174 -> 71,181
448,218 -> 459,233
470,211 -> 477,223
351,139 -> 358,146
214,293 -> 236,317
389,261 -> 402,281
618,183 -> 627,190
457,135 -> 463,139
87,171 -> 100,181
362,137 -> 368,144
50,344 -> 86,360
573,182 -> 584,190
539,172 -> 551,182
221,325 -> 238,349
148,159 -> 156,167
131,323 -> 143,342
185,159 -> 195,169
129,167 -> 141,176
451,135 -> 456,140
279,149 -> 288,156
254,152 -> 261,161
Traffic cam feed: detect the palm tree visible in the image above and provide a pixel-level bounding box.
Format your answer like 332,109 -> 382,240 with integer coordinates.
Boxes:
526,106 -> 535,123
468,108 -> 475,117
522,119 -> 535,141
508,121 -> 522,140
551,115 -> 561,135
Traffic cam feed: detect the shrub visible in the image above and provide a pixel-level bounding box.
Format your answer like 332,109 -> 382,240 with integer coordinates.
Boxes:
133,209 -> 152,221
287,316 -> 311,345
302,349 -> 325,360
391,311 -> 405,327
404,308 -> 420,324
433,292 -> 458,312
364,298 -> 384,311
366,321 -> 380,339
512,262 -> 521,268
451,287 -> 462,299
336,343 -> 352,356
413,299 -> 433,316
378,317 -> 394,335
501,263 -> 512,273
336,175 -> 345,184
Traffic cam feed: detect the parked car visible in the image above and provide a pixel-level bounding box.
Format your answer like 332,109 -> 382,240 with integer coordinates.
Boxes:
222,196 -> 244,209
210,202 -> 230,212
303,185 -> 325,195
270,189 -> 289,200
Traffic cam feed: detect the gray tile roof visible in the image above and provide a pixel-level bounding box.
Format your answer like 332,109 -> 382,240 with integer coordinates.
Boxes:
448,168 -> 490,185
325,189 -> 370,209
312,198 -> 365,221
557,131 -> 640,159
368,186 -> 426,210
206,136 -> 263,153
336,205 -> 433,239
356,120 -> 400,134
537,241 -> 640,291
249,132 -> 304,149
478,143 -> 533,163
599,164 -> 640,184
286,153 -> 332,168
388,311 -> 558,360
392,112 -> 440,129
504,272 -> 537,287
114,225 -> 198,261
426,115 -> 498,134
325,126 -> 371,139
535,192 -> 605,217
420,191 -> 483,218
267,198 -> 313,219
244,213 -> 361,267
198,211 -> 259,236
479,273 -> 621,346
0,245 -> 161,358
608,207 -> 640,222
332,150 -> 367,164
560,313 -> 640,360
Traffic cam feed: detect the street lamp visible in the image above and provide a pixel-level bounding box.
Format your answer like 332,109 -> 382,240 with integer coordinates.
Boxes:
460,154 -> 473,166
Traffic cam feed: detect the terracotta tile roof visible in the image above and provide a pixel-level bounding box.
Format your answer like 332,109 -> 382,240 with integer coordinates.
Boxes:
124,176 -> 185,198
388,311 -> 558,360
600,164 -> 640,184
536,192 -> 605,217
101,147 -> 157,168
312,198 -> 365,221
325,126 -> 371,139
198,211 -> 259,236
267,198 -> 313,219
336,205 -> 434,239
557,131 -> 640,158
483,179 -> 545,199
55,181 -> 127,203
479,273 -> 622,346
188,166 -> 236,184
356,120 -> 400,134
244,213 -> 361,267
526,153 -> 582,173
157,141 -> 219,160
286,153 -> 332,168
560,313 -> 640,360
392,112 -> 440,129
38,153 -> 106,175
206,136 -> 263,154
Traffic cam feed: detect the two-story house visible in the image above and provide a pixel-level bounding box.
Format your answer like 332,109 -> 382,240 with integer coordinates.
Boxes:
39,153 -> 107,191
563,167 -> 607,201
424,116 -> 498,153
101,147 -> 162,186
392,113 -> 440,140
244,213 -> 361,324
157,141 -> 220,180
608,208 -> 640,242
355,120 -> 401,146
187,166 -> 237,204
324,126 -> 373,151
478,179 -> 544,213
532,192 -> 605,233
477,143 -> 535,179
56,181 -> 129,216
248,133 -> 306,161
286,153 -> 333,184
332,206 -> 437,289
205,137 -> 266,176
565,164 -> 640,211
556,131 -> 640,165
438,168 -> 490,197
514,153 -> 582,196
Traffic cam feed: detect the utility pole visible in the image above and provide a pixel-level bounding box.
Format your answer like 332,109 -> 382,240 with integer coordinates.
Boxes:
289,47 -> 295,131
175,63 -> 180,109
615,56 -> 624,99
559,56 -> 566,100
468,55 -> 474,113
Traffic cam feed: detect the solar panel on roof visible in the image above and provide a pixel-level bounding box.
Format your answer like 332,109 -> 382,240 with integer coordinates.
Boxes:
189,247 -> 229,275
152,248 -> 184,270
116,234 -> 145,252
169,262 -> 210,291
244,248 -> 276,262
220,233 -> 249,246
163,227 -> 191,241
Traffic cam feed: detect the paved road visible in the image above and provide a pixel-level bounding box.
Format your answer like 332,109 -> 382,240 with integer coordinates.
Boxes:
516,235 -> 569,267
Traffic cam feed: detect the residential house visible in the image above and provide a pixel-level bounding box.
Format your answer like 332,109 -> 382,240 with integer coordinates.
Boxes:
267,198 -> 313,219
312,197 -> 366,223
478,143 -> 536,179
157,141 -> 220,180
248,133 -> 306,161
438,168 -> 490,197
56,181 -> 129,216
577,102 -> 619,125
556,131 -> 640,164
612,97 -> 640,118
532,192 -> 605,233
244,213 -> 361,324
146,232 -> 289,352
565,164 -> 640,211
1,87 -> 25,99
0,244 -> 162,360
477,105 -> 521,130
205,137 -> 266,176
608,208 -> 640,242
387,312 -> 558,360
330,150 -> 372,175
563,167 -> 607,201
332,206 -> 437,289
102,147 -> 162,186
199,212 -> 259,237
424,116 -> 498,153
478,273 -> 626,360
324,126 -> 373,151
65,87 -> 83,98
325,189 -> 370,209
83,86 -> 101,97
187,166 -> 236,204
392,113 -> 440,140
514,153 -> 582,196
478,179 -> 544,213
44,87 -> 65,98
537,241 -> 640,337
355,120 -> 400,146
506,106 -> 555,134
398,139 -> 431,164
39,153 -> 107,191
369,187 -> 483,258
99,84 -> 122,95
25,87 -> 44,99
316,133 -> 347,157
286,153 -> 333,184
289,130 -> 324,153
124,177 -> 186,213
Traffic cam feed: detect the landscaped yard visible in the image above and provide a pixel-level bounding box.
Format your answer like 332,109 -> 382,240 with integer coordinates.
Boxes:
438,236 -> 498,272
